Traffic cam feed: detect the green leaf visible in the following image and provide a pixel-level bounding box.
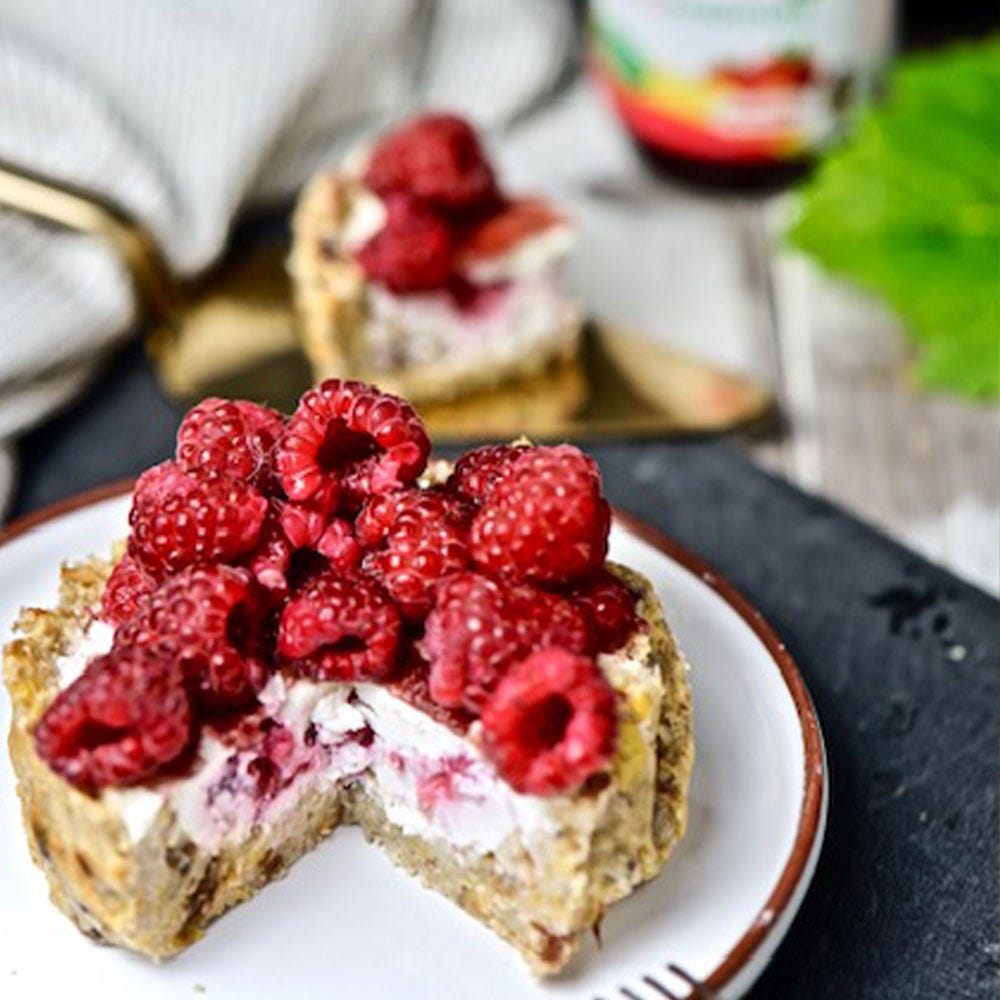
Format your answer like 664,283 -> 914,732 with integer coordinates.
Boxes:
787,39 -> 1000,400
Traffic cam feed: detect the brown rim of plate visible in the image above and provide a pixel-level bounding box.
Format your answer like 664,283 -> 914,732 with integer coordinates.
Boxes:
0,484 -> 825,994
614,508 -> 825,995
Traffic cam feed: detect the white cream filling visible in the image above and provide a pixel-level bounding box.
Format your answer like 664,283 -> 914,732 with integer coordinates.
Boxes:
53,625 -> 635,860
337,185 -> 574,285
334,186 -> 578,374
340,188 -> 387,250
365,274 -> 578,372
459,223 -> 575,284
309,682 -> 560,855
57,619 -> 114,687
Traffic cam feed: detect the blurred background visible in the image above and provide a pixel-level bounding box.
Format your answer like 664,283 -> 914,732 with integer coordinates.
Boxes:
0,0 -> 997,593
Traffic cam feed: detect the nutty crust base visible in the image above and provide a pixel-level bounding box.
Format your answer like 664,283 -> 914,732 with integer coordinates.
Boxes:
4,557 -> 692,975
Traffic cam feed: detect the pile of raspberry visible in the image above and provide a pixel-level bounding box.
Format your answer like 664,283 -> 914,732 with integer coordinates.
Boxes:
353,113 -> 504,294
35,381 -> 641,798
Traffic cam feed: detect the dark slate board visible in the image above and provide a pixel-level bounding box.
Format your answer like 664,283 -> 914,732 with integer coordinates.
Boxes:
12,342 -> 1000,999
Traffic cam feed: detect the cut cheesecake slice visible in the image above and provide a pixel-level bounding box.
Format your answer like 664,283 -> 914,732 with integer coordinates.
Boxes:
290,113 -> 582,403
4,381 -> 694,976
5,556 -> 692,975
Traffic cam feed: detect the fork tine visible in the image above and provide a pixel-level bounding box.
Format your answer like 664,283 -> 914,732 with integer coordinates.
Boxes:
666,964 -> 721,999
642,973 -> 682,999
620,989 -> 647,1000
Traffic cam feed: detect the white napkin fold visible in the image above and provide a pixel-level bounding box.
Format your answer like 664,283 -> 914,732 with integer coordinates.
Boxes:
0,0 -> 574,514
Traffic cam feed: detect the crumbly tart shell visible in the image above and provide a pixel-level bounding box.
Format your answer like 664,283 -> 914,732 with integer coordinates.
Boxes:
289,172 -> 582,404
4,557 -> 693,975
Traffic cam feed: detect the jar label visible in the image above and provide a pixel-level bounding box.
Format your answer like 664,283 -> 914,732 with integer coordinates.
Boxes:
590,0 -> 891,163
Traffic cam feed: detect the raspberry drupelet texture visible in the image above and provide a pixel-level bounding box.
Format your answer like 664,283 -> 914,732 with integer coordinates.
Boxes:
357,489 -> 473,619
469,445 -> 610,586
116,564 -> 271,713
355,193 -> 453,293
36,377 -> 632,797
355,488 -> 472,547
421,572 -> 590,712
100,553 -> 156,627
131,459 -> 192,507
176,397 -> 284,489
278,570 -> 401,682
480,647 -> 617,796
248,506 -> 301,594
445,443 -> 528,505
363,113 -> 497,211
275,380 -> 430,514
34,649 -> 192,792
565,570 -> 640,654
127,462 -> 267,579
249,499 -> 359,596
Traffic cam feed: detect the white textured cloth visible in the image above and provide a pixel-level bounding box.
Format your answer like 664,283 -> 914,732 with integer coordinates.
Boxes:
0,0 -> 573,512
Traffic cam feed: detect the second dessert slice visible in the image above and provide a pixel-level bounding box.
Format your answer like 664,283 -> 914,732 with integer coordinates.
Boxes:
291,114 -> 581,402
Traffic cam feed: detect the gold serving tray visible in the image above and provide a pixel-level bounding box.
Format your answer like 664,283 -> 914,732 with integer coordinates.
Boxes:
0,163 -> 772,442
146,241 -> 772,442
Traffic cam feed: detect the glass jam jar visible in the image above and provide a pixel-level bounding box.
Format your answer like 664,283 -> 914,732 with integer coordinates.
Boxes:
588,0 -> 895,191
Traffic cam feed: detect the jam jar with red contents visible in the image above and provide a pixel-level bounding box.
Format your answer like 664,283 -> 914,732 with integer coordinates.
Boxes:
588,0 -> 895,192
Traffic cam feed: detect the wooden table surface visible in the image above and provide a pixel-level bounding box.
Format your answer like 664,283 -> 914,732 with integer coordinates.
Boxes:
506,84 -> 999,596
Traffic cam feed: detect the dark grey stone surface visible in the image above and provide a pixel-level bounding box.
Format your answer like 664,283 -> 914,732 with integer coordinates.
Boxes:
10,341 -> 1000,999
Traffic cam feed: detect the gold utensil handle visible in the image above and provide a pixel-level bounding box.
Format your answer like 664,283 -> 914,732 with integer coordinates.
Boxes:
0,161 -> 179,322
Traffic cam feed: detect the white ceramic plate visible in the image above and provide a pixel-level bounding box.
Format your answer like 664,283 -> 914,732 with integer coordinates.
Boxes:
0,486 -> 826,1000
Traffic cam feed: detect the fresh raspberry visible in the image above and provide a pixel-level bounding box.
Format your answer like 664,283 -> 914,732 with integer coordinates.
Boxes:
355,193 -> 453,293
100,554 -> 156,627
358,489 -> 472,619
278,497 -> 331,550
315,518 -> 362,569
116,565 -> 271,713
445,443 -> 528,504
469,446 -> 610,585
565,570 -> 640,654
248,508 -> 298,594
132,460 -> 192,507
176,397 -> 284,489
34,648 -> 192,792
364,113 -> 497,211
356,488 -> 471,547
455,198 -> 566,266
249,499 -> 359,595
278,570 -> 401,681
386,644 -> 475,734
420,572 -> 589,712
481,647 -> 617,796
128,462 -> 267,578
275,379 -> 430,513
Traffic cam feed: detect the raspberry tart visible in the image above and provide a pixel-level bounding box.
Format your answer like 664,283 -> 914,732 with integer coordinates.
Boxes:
290,113 -> 582,403
4,382 -> 692,976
